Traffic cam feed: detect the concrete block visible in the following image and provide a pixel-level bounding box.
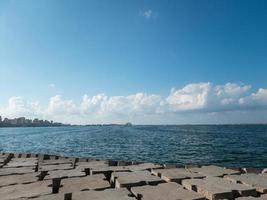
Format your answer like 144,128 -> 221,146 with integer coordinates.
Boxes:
58,174 -> 110,194
111,170 -> 165,188
182,177 -> 257,200
0,180 -> 51,200
236,196 -> 267,200
26,193 -> 63,200
0,167 -> 35,176
188,165 -> 240,177
70,188 -> 136,200
225,173 -> 267,193
0,172 -> 39,187
76,160 -> 109,171
39,158 -> 74,166
152,168 -> 205,183
88,166 -> 131,175
126,163 -> 163,171
44,169 -> 85,180
4,158 -> 38,168
131,182 -> 205,200
39,163 -> 73,171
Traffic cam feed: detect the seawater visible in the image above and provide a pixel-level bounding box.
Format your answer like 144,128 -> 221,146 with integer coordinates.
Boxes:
0,125 -> 266,168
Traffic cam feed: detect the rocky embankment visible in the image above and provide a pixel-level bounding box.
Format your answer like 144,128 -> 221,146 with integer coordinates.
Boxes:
0,152 -> 267,200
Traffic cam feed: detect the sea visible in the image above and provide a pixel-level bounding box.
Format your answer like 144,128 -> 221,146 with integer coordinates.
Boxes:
0,125 -> 266,168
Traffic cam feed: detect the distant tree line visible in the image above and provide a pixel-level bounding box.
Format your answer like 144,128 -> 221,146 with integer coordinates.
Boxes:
0,116 -> 70,127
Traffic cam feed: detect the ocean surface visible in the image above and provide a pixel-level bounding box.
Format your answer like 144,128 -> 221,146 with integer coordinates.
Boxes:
0,125 -> 266,168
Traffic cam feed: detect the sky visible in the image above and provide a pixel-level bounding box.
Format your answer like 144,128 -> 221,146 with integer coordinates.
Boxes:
0,0 -> 267,124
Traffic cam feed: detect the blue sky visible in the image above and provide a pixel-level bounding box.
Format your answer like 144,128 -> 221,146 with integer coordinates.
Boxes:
0,0 -> 267,124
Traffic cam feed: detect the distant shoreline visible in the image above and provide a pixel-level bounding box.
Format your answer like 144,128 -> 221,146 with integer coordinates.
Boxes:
0,123 -> 266,128
0,116 -> 70,128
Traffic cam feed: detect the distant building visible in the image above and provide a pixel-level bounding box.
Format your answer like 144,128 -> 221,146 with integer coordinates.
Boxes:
0,116 -> 67,127
17,117 -> 26,125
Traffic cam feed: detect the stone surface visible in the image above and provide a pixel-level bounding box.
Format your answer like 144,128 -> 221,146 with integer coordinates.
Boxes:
39,163 -> 73,171
131,182 -> 205,200
44,169 -> 85,180
182,177 -> 257,200
28,194 -> 63,200
4,158 -> 37,168
1,153 -> 266,200
236,196 -> 267,200
39,158 -> 74,166
225,173 -> 267,193
0,180 -> 51,200
152,168 -> 205,183
71,188 -> 136,200
76,160 -> 109,171
126,163 -> 163,171
188,165 -> 240,177
0,172 -> 39,187
111,170 -> 165,188
91,166 -> 131,174
0,154 -> 12,167
0,167 -> 35,176
59,174 -> 110,193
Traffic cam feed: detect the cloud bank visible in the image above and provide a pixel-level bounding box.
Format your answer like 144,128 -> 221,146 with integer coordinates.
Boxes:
1,82 -> 267,124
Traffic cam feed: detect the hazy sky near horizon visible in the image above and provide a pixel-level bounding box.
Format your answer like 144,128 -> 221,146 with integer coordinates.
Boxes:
0,0 -> 267,124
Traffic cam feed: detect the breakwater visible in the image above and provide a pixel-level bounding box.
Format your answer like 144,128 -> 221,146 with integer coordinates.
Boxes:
0,152 -> 267,200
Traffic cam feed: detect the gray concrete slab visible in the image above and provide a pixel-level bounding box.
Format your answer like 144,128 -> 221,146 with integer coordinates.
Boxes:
152,168 -> 205,183
0,167 -> 35,176
126,163 -> 163,171
39,163 -> 73,171
225,173 -> 267,193
0,180 -> 51,200
20,153 -> 31,158
131,182 -> 205,200
44,169 -> 85,180
25,193 -> 63,200
111,170 -> 165,188
0,172 -> 39,187
0,154 -> 10,160
71,188 -> 136,200
59,174 -> 110,194
76,160 -> 109,171
12,153 -> 22,158
0,154 -> 14,166
39,158 -> 74,166
182,177 -> 257,200
236,196 -> 267,200
188,165 -> 240,177
91,166 -> 131,174
4,158 -> 38,168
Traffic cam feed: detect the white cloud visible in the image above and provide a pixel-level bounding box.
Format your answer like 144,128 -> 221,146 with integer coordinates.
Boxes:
139,9 -> 154,19
214,83 -> 251,98
81,93 -> 163,117
0,82 -> 267,124
166,83 -> 211,111
0,96 -> 41,118
47,95 -> 79,115
239,88 -> 267,107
